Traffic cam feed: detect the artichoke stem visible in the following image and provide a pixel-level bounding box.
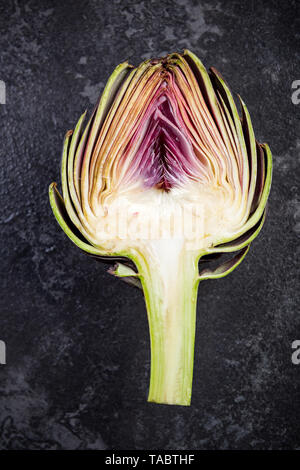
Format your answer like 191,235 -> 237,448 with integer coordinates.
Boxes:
134,244 -> 199,406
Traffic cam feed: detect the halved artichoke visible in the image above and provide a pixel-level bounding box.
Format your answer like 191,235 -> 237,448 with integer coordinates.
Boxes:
49,50 -> 272,406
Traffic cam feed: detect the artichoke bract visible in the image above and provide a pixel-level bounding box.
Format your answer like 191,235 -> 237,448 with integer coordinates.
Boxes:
49,50 -> 272,406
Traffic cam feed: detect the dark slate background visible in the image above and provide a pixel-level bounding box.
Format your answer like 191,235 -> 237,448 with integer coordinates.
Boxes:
0,0 -> 299,450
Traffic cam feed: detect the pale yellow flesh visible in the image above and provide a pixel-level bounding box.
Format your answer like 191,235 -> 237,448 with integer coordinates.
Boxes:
80,178 -> 244,256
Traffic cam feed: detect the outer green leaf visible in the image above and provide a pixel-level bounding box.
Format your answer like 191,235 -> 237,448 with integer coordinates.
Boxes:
199,245 -> 250,281
49,182 -> 103,256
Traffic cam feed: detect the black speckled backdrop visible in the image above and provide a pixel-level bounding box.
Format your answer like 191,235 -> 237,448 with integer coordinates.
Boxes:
0,0 -> 299,451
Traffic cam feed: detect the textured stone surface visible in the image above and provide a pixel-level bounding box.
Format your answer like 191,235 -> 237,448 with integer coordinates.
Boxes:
0,0 -> 299,450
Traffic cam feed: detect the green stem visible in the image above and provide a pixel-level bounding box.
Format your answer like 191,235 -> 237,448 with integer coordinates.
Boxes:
133,243 -> 199,406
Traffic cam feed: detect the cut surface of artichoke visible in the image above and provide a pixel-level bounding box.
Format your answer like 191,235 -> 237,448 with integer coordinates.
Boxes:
49,50 -> 272,406
90,183 -> 243,251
